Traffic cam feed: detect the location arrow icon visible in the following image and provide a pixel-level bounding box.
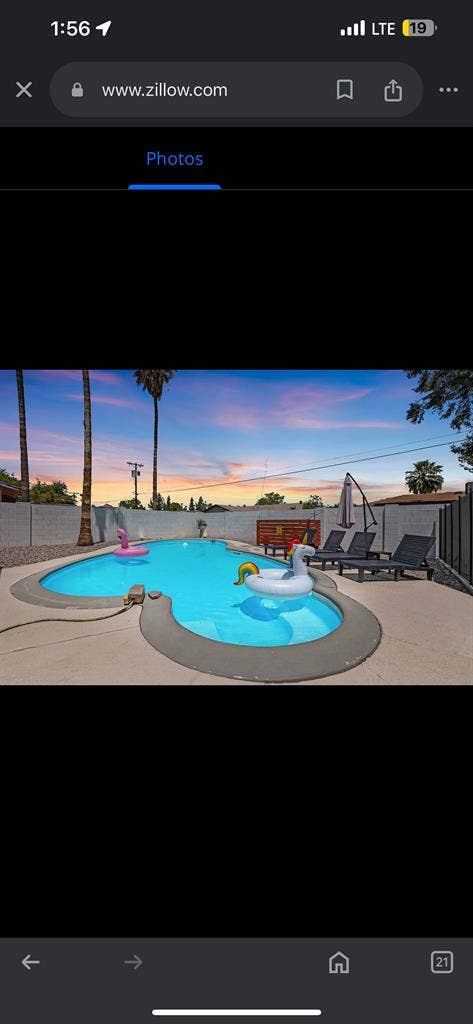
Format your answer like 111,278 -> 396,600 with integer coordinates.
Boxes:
22,954 -> 40,970
95,20 -> 112,36
124,954 -> 143,970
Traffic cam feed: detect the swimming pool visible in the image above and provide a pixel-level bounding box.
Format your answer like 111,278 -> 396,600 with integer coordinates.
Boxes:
40,539 -> 343,647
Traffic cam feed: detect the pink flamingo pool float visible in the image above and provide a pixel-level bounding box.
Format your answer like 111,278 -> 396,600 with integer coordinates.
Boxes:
113,528 -> 149,558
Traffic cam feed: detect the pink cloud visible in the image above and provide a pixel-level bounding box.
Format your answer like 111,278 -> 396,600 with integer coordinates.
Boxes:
213,408 -> 262,430
278,385 -> 375,409
28,369 -> 125,385
0,449 -> 20,460
280,416 -> 403,430
0,421 -> 81,445
172,381 -> 383,434
66,393 -> 144,410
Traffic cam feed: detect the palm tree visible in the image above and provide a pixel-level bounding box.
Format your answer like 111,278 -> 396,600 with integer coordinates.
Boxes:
77,370 -> 93,545
16,370 -> 30,501
405,459 -> 444,494
134,370 -> 176,509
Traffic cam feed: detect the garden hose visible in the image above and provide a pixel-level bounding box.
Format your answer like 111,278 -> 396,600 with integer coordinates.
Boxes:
0,593 -> 141,637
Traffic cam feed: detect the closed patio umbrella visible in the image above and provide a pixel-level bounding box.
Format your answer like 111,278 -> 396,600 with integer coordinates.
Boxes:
337,474 -> 355,529
336,472 -> 377,533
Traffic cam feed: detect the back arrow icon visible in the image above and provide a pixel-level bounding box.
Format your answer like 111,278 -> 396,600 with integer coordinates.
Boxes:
22,955 -> 40,970
124,954 -> 143,970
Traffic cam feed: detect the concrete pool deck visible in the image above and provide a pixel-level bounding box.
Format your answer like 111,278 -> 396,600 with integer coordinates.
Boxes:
0,541 -> 472,685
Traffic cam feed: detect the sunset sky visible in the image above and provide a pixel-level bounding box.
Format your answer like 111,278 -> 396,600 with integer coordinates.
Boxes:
0,369 -> 468,506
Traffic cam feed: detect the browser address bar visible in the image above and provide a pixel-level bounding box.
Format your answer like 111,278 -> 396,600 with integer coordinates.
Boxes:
49,61 -> 423,117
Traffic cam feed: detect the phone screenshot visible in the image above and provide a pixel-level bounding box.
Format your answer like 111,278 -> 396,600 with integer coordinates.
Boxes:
1,5 -> 472,186
1,365 -> 472,1021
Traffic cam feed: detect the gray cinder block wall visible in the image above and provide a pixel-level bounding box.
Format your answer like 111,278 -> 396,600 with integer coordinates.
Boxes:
0,501 -> 444,555
322,508 -> 380,551
0,502 -> 31,547
323,505 -> 440,557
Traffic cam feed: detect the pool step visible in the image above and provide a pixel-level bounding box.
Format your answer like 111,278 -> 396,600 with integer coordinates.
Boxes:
182,618 -> 221,642
124,583 -> 146,605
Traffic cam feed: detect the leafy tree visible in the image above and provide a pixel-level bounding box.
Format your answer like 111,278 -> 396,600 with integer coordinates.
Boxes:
196,496 -> 208,512
0,468 -> 21,487
148,492 -> 165,510
404,369 -> 473,471
256,491 -> 285,505
134,369 -> 177,509
166,495 -> 171,510
119,498 -> 145,509
189,497 -> 195,511
16,370 -> 30,501
302,494 -> 324,509
77,369 -> 93,544
405,459 -> 444,494
30,480 -> 77,504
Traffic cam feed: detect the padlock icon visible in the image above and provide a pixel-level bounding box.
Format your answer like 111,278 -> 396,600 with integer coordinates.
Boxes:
71,82 -> 84,98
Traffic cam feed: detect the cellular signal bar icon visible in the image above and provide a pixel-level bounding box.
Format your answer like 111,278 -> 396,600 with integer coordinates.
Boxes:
340,19 -> 366,36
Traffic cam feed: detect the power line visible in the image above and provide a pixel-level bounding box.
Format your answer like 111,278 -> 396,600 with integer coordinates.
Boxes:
169,436 -> 467,493
166,430 -> 462,494
257,431 -> 461,479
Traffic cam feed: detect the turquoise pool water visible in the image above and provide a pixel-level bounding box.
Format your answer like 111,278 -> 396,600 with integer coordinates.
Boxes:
40,540 -> 343,647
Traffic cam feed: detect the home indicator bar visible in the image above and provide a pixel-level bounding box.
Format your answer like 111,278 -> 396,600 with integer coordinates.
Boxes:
151,1013 -> 322,1017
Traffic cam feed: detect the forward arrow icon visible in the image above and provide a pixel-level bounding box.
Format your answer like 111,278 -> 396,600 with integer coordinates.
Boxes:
124,954 -> 143,970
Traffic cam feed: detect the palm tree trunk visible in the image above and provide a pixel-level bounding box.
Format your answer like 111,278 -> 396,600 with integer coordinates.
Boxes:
152,394 -> 158,510
77,369 -> 93,545
16,370 -> 30,502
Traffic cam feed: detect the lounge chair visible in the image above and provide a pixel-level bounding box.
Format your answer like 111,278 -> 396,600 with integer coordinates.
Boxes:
337,534 -> 436,582
301,528 -> 346,566
307,530 -> 375,569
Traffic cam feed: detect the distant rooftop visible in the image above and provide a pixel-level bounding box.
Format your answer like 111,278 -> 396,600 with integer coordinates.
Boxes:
373,491 -> 463,506
206,501 -> 312,512
0,481 -> 21,502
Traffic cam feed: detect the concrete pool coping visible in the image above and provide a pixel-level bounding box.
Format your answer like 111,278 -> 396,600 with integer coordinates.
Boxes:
9,539 -> 381,682
139,588 -> 381,682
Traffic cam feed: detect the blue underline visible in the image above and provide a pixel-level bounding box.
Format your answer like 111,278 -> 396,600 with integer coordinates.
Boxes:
128,184 -> 222,190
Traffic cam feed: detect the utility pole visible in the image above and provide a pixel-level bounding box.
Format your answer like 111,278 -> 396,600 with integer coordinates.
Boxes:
127,461 -> 144,507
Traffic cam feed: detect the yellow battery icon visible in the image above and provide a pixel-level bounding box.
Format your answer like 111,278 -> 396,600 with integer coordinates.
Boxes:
402,18 -> 437,35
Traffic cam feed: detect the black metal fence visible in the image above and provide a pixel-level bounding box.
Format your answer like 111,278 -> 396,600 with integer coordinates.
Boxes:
439,489 -> 473,585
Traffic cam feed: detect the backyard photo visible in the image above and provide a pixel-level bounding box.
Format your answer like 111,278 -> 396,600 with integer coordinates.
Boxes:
0,368 -> 472,684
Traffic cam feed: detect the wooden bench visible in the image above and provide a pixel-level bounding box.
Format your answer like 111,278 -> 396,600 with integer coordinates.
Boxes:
256,519 -> 321,557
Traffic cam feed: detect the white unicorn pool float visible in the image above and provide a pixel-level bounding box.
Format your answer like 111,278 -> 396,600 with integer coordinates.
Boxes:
233,544 -> 316,599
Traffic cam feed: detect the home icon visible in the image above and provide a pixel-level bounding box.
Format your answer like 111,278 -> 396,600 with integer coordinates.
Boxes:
329,951 -> 350,975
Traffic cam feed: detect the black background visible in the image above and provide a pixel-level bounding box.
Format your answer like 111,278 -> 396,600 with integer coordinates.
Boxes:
2,685 -> 470,937
1,126 -> 473,188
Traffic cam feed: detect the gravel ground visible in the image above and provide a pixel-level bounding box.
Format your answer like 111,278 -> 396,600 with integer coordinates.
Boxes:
0,542 -> 113,568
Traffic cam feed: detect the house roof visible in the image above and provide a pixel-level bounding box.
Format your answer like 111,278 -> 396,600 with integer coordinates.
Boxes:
0,481 -> 20,500
373,491 -> 462,505
206,502 -> 309,512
